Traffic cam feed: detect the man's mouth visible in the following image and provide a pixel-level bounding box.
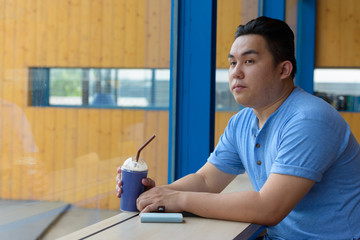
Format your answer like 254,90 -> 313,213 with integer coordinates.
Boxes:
232,84 -> 246,91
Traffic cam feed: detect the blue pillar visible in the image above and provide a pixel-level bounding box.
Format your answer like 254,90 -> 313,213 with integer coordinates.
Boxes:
168,0 -> 217,182
295,0 -> 316,94
259,0 -> 285,21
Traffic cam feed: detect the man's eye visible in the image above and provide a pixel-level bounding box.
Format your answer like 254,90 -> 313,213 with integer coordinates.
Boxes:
229,61 -> 236,66
245,59 -> 254,64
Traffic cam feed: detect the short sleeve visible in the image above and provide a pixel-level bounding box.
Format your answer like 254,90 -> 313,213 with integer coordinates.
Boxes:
271,119 -> 345,182
208,114 -> 245,175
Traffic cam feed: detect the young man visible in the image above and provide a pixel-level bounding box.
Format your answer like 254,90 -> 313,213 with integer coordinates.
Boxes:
116,17 -> 360,239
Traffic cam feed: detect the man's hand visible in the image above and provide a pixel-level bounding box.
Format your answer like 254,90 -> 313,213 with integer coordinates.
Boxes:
137,187 -> 183,213
116,166 -> 156,198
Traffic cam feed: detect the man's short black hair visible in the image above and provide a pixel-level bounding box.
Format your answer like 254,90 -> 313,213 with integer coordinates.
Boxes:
235,16 -> 297,79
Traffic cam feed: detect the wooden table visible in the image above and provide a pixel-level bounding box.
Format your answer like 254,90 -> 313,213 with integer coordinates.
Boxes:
57,212 -> 264,240
58,174 -> 265,240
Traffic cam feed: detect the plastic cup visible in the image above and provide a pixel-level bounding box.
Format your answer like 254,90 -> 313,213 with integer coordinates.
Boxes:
120,157 -> 148,212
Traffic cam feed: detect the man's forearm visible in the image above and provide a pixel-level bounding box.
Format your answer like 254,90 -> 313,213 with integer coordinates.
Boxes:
177,173 -> 315,226
163,173 -> 215,193
179,190 -> 276,226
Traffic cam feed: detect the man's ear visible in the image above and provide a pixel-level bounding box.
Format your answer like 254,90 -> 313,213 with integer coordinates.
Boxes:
279,60 -> 293,80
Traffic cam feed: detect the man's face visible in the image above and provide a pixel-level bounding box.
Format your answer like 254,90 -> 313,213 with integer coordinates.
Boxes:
228,34 -> 284,110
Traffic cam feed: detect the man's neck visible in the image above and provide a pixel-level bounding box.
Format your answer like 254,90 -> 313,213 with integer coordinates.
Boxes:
253,85 -> 295,129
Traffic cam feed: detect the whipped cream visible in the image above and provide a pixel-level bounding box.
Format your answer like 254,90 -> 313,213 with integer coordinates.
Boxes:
121,157 -> 148,172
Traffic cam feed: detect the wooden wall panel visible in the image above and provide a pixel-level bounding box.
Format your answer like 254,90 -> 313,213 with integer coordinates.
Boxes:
0,2 -> 4,201
79,0 -> 91,66
0,103 -> 12,199
146,0 -> 161,68
43,107 -> 56,200
159,0 -> 171,68
89,0 -> 102,68
316,0 -> 360,67
101,0 -> 113,67
5,0 -> 169,69
136,0 -> 146,67
57,0 -> 70,66
113,0 -> 126,67
14,0 -> 27,107
108,110 -> 122,210
215,112 -> 237,146
98,109 -> 112,209
144,0 -> 171,68
35,0 -> 48,66
32,107 -> 45,200
64,109 -> 78,204
341,112 -> 360,143
124,0 -> 140,67
45,0 -> 58,66
54,108 -> 67,200
216,0 -> 242,68
10,1 -> 23,199
3,0 -> 15,141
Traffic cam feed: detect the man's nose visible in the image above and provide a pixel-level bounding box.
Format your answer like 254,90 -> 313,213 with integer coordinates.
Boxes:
232,65 -> 244,79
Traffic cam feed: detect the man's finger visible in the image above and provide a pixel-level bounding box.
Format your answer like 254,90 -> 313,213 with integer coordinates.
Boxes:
142,178 -> 155,187
116,185 -> 122,198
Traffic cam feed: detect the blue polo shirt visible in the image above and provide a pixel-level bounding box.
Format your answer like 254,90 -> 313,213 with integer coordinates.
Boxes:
208,87 -> 360,239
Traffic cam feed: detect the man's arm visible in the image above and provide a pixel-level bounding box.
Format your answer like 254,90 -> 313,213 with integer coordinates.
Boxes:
137,163 -> 315,226
180,168 -> 315,226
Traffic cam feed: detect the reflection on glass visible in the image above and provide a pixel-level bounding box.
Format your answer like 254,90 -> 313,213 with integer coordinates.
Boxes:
0,99 -> 41,195
314,68 -> 360,111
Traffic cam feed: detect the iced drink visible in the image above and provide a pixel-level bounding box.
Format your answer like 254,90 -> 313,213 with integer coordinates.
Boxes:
120,157 -> 148,212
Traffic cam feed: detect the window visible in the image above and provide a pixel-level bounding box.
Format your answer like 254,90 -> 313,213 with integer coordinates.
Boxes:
29,68 -> 170,109
314,68 -> 360,111
215,69 -> 243,111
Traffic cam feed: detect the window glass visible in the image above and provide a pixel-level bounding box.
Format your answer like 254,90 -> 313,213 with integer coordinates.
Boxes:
215,69 -> 243,111
314,68 -> 360,111
0,0 -> 171,238
50,68 -> 82,105
31,68 -> 170,108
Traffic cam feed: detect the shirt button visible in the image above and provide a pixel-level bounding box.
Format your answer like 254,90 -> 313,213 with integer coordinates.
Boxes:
254,134 -> 257,138
256,143 -> 260,148
257,161 -> 262,165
